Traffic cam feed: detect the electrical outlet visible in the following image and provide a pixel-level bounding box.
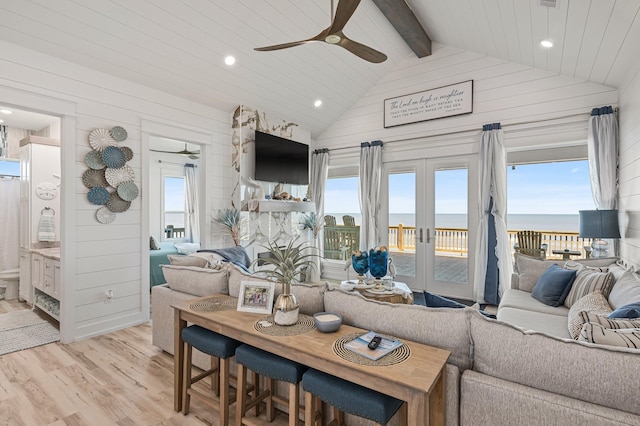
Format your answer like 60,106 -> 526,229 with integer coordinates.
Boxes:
105,289 -> 114,303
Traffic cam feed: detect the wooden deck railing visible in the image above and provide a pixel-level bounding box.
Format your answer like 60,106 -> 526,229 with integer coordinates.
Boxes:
386,225 -> 593,259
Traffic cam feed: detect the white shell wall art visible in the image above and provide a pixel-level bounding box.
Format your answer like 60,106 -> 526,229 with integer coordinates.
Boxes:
84,126 -> 139,224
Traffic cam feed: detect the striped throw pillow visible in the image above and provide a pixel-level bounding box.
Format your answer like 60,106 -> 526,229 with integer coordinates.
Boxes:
578,311 -> 640,329
564,269 -> 615,308
578,322 -> 640,349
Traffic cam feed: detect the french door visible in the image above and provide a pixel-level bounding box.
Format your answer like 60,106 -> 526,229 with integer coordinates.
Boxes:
382,157 -> 476,300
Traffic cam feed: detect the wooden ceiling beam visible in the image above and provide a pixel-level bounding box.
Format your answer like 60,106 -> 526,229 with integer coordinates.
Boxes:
372,0 -> 432,57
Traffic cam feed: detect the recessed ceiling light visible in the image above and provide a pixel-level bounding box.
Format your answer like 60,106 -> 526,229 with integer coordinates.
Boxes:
0,109 -> 12,114
224,56 -> 236,66
314,100 -> 322,108
540,40 -> 553,48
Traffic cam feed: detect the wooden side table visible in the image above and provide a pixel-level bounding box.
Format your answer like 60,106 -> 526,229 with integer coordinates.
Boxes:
552,249 -> 581,260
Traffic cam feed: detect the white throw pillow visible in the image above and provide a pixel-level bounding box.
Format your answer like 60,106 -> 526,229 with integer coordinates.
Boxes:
174,242 -> 200,255
607,270 -> 640,310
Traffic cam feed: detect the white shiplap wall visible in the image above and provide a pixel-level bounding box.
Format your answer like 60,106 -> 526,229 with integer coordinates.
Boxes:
315,44 -> 622,291
618,70 -> 640,269
0,41 -> 232,343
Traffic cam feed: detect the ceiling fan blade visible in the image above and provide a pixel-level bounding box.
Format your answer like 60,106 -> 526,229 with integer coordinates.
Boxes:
329,0 -> 361,33
254,38 -> 320,52
337,35 -> 387,63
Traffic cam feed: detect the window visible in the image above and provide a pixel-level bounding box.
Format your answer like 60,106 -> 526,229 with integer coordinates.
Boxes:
163,175 -> 186,240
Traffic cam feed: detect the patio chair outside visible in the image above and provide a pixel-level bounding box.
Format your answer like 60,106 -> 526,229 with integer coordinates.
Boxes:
514,230 -> 547,259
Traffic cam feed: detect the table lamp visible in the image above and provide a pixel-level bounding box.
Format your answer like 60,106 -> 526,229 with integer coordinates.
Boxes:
579,210 -> 620,258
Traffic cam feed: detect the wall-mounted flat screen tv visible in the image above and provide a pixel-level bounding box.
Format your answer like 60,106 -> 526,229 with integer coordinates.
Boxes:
254,130 -> 309,185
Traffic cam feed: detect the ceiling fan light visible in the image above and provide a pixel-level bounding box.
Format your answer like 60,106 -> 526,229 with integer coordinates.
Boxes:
325,34 -> 341,44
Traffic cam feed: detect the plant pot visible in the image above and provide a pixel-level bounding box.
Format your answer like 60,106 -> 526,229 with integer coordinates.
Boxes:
273,293 -> 299,326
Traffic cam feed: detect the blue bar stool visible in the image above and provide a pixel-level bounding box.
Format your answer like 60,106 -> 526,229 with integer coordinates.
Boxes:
235,344 -> 321,426
181,325 -> 242,425
302,368 -> 407,426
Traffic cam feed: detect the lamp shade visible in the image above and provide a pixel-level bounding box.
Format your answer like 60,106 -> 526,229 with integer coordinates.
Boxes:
579,210 -> 621,239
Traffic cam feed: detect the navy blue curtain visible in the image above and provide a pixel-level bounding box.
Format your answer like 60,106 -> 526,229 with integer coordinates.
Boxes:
484,198 -> 499,305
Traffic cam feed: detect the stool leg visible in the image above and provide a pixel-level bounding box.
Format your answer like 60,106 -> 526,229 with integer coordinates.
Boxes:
211,356 -> 220,396
288,382 -> 299,426
219,357 -> 230,426
182,342 -> 192,415
304,391 -> 314,426
265,377 -> 275,421
235,363 -> 247,426
333,407 -> 344,426
252,371 -> 261,417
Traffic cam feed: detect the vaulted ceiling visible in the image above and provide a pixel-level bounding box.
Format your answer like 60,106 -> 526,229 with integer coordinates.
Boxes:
0,0 -> 638,138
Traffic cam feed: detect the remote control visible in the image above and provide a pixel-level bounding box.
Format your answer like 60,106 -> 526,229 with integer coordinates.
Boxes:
368,335 -> 382,350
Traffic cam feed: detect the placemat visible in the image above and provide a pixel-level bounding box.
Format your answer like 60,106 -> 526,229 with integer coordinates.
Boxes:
332,332 -> 411,366
254,314 -> 315,336
189,296 -> 238,312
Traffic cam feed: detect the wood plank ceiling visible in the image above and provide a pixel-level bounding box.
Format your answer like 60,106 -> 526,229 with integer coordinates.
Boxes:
0,0 -> 638,138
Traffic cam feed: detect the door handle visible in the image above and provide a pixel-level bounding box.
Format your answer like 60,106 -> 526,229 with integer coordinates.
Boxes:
419,228 -> 423,243
426,228 -> 432,243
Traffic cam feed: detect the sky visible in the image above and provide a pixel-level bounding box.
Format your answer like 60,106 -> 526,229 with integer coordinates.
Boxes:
324,160 -> 596,215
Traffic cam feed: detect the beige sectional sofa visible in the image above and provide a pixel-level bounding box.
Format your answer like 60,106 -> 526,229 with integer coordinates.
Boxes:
152,259 -> 640,426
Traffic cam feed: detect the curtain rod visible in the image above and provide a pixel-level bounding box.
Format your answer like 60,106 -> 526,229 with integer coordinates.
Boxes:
157,159 -> 197,167
325,110 -> 593,152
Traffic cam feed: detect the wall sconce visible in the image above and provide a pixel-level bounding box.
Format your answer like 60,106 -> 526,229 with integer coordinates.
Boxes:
579,210 -> 620,258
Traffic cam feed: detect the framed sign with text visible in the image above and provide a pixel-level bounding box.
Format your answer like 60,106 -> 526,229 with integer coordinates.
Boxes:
384,80 -> 473,128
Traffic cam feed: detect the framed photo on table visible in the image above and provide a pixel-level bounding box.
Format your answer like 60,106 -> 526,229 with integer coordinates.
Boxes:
237,281 -> 275,314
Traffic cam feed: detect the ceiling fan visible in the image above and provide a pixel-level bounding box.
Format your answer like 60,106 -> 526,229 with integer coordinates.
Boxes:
150,143 -> 200,159
254,0 -> 387,63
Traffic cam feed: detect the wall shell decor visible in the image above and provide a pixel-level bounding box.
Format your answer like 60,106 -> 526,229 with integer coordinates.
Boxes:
84,126 -> 138,224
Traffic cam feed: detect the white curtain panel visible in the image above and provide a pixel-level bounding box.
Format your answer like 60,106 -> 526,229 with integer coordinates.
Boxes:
473,124 -> 513,303
0,177 -> 20,274
309,149 -> 329,218
359,141 -> 383,250
587,106 -> 619,209
184,164 -> 200,244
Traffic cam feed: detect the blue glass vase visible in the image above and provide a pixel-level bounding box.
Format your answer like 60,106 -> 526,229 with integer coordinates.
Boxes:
351,251 -> 369,286
369,247 -> 389,289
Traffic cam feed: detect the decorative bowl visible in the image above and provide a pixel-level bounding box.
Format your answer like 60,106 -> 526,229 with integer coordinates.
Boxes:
313,312 -> 342,333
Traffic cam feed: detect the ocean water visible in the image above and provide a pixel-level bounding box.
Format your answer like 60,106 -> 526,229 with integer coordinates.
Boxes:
327,213 -> 580,232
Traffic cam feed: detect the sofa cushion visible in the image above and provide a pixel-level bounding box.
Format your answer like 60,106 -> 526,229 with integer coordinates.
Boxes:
513,254 -> 559,292
563,269 -> 615,308
579,311 -> 640,329
609,302 -> 640,319
280,283 -> 326,316
424,291 -> 496,318
567,291 -> 612,339
323,288 -> 472,370
607,270 -> 640,309
578,323 -> 640,348
531,265 -> 576,307
227,263 -> 271,298
167,254 -> 209,268
468,310 -> 640,417
497,307 -> 571,338
499,289 -> 570,316
161,265 -> 229,297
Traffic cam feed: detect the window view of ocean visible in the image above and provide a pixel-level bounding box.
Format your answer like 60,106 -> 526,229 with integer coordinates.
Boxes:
326,213 -> 580,233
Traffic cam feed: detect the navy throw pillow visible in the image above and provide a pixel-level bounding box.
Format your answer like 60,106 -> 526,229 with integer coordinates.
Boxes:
608,302 -> 640,319
423,291 -> 496,319
531,264 -> 576,307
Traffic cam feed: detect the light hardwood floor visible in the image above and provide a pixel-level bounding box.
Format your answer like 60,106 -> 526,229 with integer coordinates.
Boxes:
0,300 -> 294,426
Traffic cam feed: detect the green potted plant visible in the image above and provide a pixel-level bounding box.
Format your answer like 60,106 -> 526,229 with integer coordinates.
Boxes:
212,207 -> 244,246
254,238 -> 317,325
299,212 -> 324,282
